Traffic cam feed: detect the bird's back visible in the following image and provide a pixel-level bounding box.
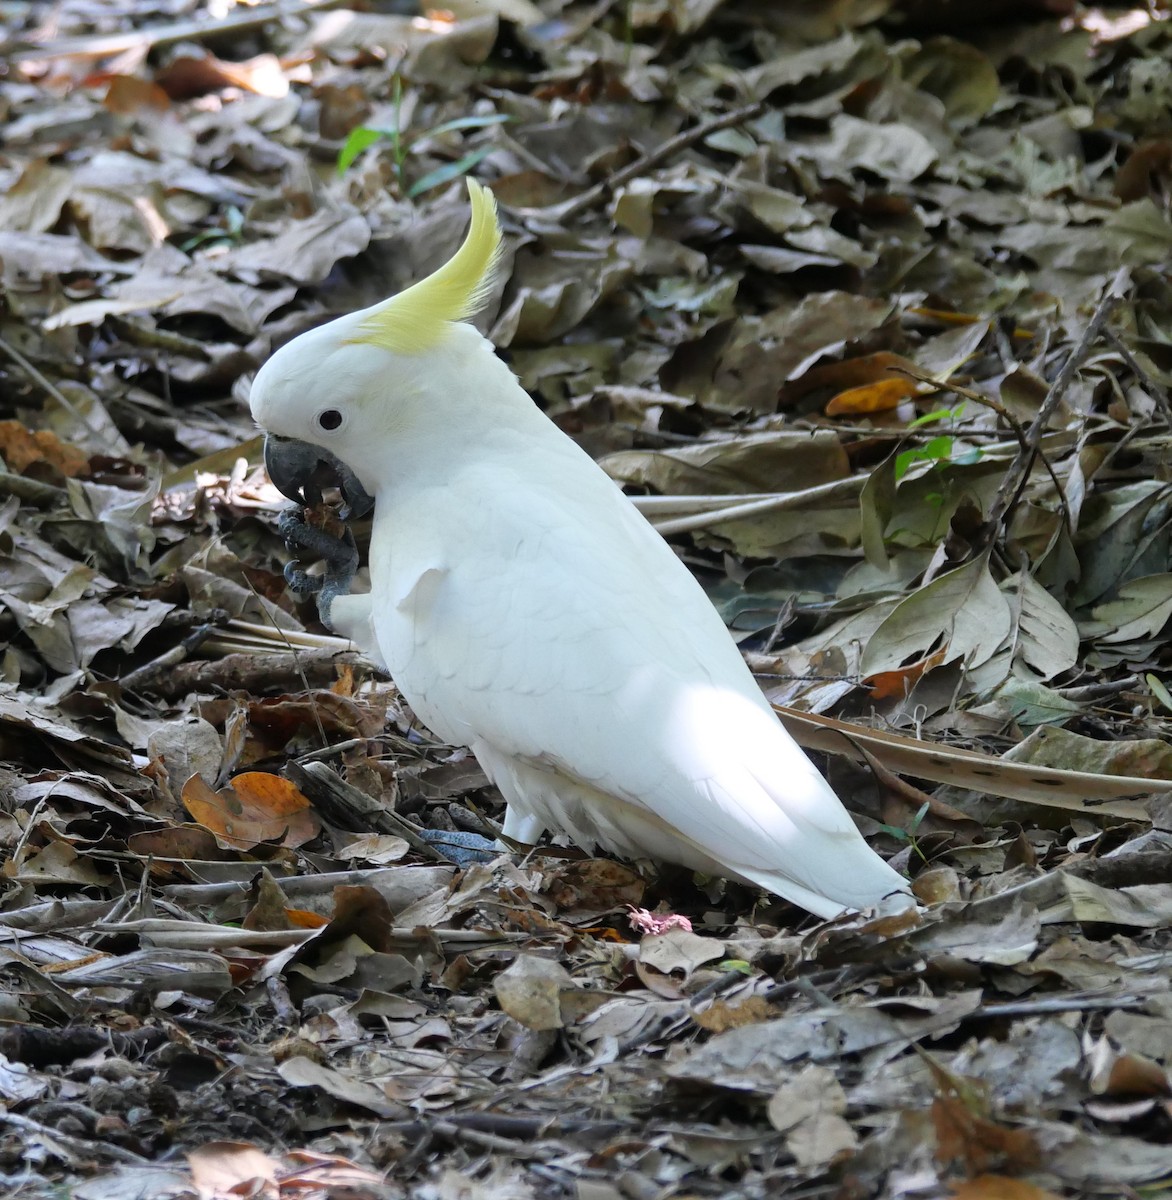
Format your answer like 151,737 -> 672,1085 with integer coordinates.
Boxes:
369,409 -> 908,914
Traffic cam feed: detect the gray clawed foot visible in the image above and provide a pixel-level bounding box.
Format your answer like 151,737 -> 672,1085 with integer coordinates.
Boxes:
278,507 -> 359,631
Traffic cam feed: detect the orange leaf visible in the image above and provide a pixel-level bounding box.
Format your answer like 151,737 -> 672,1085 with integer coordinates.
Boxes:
864,648 -> 948,699
331,663 -> 356,698
951,1177 -> 1064,1200
285,907 -> 330,929
0,421 -> 89,476
933,1093 -> 1039,1175
825,376 -> 919,416
780,351 -> 917,404
182,772 -> 318,851
103,75 -> 170,114
231,771 -> 311,817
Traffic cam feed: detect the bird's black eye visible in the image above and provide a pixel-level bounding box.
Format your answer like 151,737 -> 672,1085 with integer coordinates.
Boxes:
318,409 -> 343,431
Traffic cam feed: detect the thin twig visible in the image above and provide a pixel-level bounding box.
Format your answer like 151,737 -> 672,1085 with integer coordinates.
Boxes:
533,101 -> 766,223
652,476 -> 862,537
896,363 -> 1072,538
133,647 -> 369,699
120,621 -> 224,691
975,995 -> 1143,1018
0,334 -> 85,424
9,0 -> 347,60
161,864 -> 454,908
985,270 -> 1128,541
1055,674 -> 1142,702
429,1119 -> 554,1159
381,1113 -> 621,1140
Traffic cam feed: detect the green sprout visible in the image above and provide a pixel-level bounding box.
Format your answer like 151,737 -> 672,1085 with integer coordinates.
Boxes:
876,799 -> 931,865
337,77 -> 511,197
179,205 -> 245,252
894,403 -> 981,481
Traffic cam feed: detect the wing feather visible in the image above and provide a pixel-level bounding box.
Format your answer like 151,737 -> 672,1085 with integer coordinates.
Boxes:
370,429 -> 907,912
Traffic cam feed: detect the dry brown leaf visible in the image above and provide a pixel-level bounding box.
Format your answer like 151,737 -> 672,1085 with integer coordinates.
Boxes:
776,706 -> 1158,819
494,954 -> 577,1031
950,1177 -> 1065,1200
102,74 -> 170,113
826,376 -> 921,415
933,1091 -> 1040,1175
693,995 -> 775,1032
865,646 -> 949,699
181,772 -> 319,851
0,421 -> 89,476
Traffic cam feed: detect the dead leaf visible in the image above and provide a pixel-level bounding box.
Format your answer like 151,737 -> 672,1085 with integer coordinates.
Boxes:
181,772 -> 319,851
639,928 -> 726,977
826,377 -> 921,415
0,421 -> 89,477
950,1178 -> 1064,1200
277,1056 -> 405,1119
494,954 -> 578,1030
861,553 -> 1012,678
693,995 -> 775,1032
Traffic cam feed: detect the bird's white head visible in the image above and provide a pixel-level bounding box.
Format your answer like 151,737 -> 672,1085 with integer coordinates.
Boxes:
250,178 -> 505,502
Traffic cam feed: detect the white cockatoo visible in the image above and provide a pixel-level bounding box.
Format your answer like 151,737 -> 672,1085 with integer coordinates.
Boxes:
250,179 -> 910,918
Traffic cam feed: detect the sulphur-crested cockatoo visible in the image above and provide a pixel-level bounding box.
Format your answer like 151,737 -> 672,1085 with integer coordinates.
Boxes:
250,179 -> 910,918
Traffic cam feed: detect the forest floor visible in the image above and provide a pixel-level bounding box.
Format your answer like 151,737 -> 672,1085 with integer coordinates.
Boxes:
2,1 -> 1172,1197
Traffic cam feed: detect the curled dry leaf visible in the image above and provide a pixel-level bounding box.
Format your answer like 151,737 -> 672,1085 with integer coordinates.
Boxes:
181,771 -> 319,851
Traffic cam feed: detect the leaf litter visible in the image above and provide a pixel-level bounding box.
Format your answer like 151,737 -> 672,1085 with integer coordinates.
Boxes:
3,0 -> 1172,1197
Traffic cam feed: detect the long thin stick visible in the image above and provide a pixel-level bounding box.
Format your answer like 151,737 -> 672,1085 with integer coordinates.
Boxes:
530,101 -> 767,223
0,334 -> 85,424
9,0 -> 346,60
985,269 -> 1127,539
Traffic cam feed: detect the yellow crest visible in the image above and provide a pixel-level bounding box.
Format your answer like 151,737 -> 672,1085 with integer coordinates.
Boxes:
351,178 -> 502,355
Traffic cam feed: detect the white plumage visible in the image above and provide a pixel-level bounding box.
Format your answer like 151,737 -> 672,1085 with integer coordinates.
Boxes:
250,181 -> 910,918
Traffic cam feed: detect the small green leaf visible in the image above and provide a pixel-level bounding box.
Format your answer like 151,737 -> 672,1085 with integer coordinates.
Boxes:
178,205 -> 245,252
425,113 -> 512,138
894,448 -> 919,481
908,403 -> 965,429
337,126 -> 388,176
718,959 -> 753,974
407,147 -> 493,198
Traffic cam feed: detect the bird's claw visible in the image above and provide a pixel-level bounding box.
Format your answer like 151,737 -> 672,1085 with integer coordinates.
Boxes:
283,560 -> 324,596
277,506 -> 360,630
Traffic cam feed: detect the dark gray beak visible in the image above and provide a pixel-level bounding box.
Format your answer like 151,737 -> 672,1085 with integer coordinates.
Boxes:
263,434 -> 374,520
